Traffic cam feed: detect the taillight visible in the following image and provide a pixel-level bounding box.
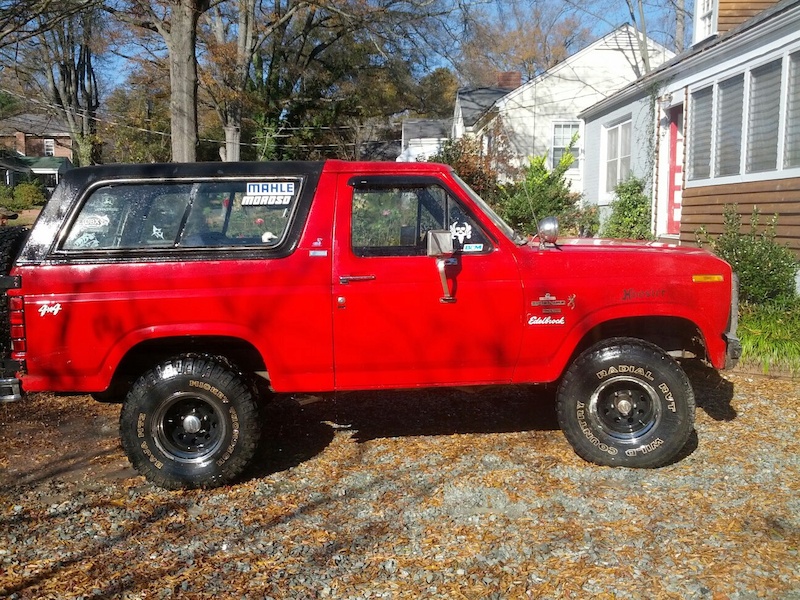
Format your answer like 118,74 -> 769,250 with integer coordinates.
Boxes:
9,295 -> 26,355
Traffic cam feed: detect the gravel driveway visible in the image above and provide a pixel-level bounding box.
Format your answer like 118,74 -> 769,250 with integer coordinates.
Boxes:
1,363 -> 798,599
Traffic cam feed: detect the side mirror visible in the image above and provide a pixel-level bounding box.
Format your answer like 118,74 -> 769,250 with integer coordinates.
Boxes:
537,216 -> 559,248
425,230 -> 456,303
426,229 -> 454,258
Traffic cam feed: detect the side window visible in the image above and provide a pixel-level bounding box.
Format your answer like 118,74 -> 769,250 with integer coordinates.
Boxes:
351,184 -> 491,257
139,193 -> 191,247
61,178 -> 302,252
180,181 -> 298,247
62,187 -> 137,250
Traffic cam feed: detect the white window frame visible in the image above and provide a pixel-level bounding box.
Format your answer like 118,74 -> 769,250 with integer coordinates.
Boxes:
686,44 -> 800,188
44,138 -> 55,157
604,119 -> 631,194
551,122 -> 581,170
694,0 -> 717,45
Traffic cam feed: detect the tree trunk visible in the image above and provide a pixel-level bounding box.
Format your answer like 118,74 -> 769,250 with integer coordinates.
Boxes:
167,1 -> 200,163
675,0 -> 686,52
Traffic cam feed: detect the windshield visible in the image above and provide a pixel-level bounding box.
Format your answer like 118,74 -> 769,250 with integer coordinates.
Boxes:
450,171 -> 527,245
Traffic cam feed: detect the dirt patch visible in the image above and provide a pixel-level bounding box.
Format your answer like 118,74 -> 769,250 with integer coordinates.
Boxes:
0,393 -> 134,495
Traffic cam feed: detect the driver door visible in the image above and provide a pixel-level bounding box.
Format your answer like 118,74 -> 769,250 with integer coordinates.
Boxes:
332,175 -> 524,390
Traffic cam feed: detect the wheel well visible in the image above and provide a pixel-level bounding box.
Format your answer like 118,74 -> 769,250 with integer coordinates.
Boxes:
101,336 -> 266,401
574,317 -> 706,363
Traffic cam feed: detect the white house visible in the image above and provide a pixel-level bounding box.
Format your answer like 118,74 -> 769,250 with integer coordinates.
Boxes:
580,0 -> 800,256
396,119 -> 451,162
454,24 -> 672,191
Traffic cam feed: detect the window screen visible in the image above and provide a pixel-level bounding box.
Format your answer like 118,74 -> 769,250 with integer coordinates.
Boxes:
785,52 -> 800,169
689,87 -> 713,180
715,75 -> 744,177
746,60 -> 782,173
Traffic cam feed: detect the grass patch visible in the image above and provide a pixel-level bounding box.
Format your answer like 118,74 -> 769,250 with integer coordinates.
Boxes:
738,299 -> 800,376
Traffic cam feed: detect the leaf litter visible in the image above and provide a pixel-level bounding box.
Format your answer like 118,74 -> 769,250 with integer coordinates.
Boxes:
1,363 -> 798,599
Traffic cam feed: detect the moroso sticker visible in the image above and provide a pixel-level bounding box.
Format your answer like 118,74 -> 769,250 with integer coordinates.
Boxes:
242,181 -> 296,206
527,314 -> 565,326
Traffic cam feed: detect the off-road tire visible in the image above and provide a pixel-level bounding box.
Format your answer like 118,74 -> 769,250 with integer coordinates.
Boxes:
0,226 -> 29,357
556,338 -> 695,468
120,354 -> 261,489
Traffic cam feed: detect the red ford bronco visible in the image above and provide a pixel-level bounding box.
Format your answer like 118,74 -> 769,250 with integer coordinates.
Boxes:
0,160 -> 741,489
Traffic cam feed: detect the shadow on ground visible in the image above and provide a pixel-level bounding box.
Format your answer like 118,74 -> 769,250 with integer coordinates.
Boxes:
248,384 -> 558,480
684,360 -> 737,421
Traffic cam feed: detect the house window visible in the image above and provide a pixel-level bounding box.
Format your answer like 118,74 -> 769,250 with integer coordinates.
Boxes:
687,51 -> 800,183
552,122 -> 580,170
44,139 -> 55,157
746,60 -> 782,173
715,75 -> 744,176
688,86 -> 713,180
695,0 -> 716,42
605,121 -> 631,192
784,52 -> 800,169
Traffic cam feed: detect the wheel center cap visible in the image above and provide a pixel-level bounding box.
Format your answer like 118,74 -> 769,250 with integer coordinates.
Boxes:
614,392 -> 633,416
183,414 -> 202,434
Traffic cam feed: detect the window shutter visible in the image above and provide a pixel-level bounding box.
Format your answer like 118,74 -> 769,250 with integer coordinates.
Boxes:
746,60 -> 782,173
689,87 -> 713,180
715,75 -> 744,176
785,52 -> 800,169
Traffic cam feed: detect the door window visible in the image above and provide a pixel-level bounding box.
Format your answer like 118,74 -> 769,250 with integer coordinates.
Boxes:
350,184 -> 491,257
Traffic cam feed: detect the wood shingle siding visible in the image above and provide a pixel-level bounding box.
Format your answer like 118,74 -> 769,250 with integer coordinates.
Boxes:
680,177 -> 800,256
717,1 -> 780,34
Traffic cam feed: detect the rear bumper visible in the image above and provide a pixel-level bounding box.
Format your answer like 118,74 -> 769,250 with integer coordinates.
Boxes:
0,376 -> 22,402
0,359 -> 23,402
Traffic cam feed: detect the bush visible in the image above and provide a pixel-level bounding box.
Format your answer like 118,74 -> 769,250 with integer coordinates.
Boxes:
14,182 -> 46,208
697,205 -> 798,304
0,185 -> 12,208
429,137 -> 502,205
601,177 -> 653,240
738,297 -> 800,375
0,182 -> 46,212
496,143 -> 594,237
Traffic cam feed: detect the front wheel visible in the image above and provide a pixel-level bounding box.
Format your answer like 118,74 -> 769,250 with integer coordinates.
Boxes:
120,354 -> 261,489
556,338 -> 695,468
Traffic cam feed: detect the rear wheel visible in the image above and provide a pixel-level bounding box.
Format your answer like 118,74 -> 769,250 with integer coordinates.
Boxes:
120,354 -> 261,489
556,338 -> 695,468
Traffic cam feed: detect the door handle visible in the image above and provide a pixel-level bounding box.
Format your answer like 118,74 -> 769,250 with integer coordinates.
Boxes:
339,274 -> 376,284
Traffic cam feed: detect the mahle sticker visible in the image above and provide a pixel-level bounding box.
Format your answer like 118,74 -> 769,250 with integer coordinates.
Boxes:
242,181 -> 296,206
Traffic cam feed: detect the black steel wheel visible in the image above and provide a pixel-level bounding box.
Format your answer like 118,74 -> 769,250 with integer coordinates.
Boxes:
556,338 -> 695,468
120,354 -> 261,489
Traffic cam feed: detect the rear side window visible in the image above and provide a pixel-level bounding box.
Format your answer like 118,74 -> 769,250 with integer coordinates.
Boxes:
61,179 -> 302,252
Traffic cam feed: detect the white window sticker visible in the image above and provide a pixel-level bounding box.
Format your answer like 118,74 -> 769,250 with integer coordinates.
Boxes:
450,222 -> 472,244
242,181 -> 296,206
463,243 -> 483,252
80,215 -> 111,231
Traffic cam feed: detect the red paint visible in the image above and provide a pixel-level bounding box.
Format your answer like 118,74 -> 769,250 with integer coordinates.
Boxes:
8,160 -> 736,394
